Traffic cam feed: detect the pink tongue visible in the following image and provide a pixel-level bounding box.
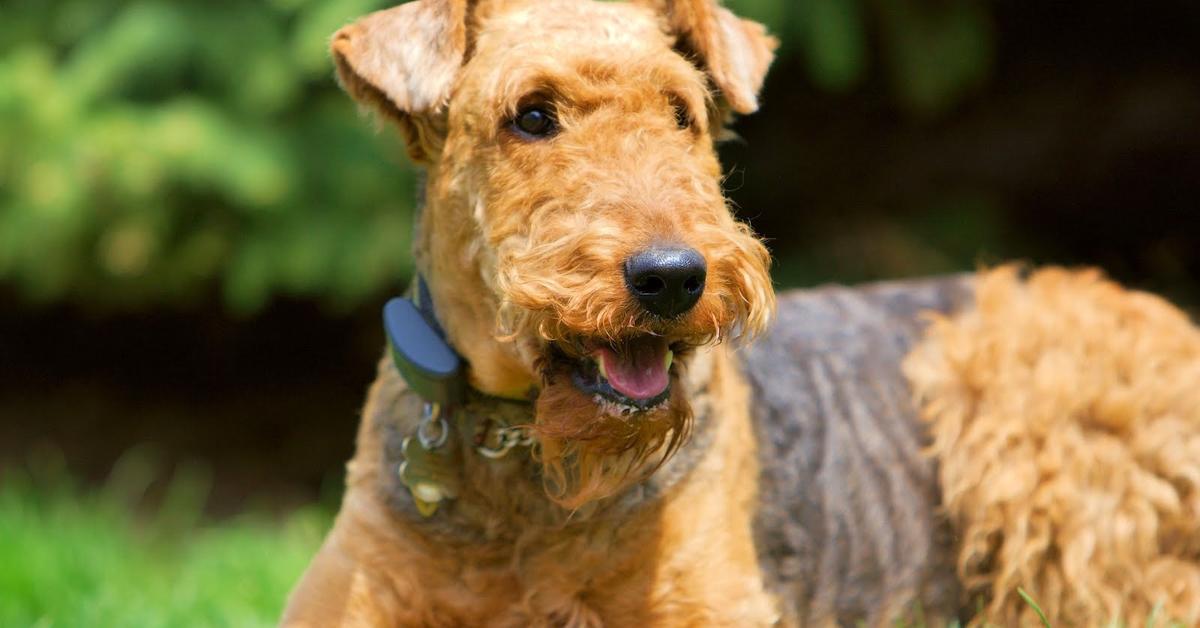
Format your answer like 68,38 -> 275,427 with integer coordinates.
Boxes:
596,338 -> 670,400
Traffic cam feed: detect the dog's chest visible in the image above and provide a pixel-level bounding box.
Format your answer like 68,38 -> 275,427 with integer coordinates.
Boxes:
365,350 -> 781,626
399,511 -> 775,627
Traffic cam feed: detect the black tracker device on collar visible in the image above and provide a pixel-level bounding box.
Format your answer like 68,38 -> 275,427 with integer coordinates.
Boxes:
382,275 -> 467,407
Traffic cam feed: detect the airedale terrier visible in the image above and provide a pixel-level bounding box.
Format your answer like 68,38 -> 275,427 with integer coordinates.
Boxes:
283,0 -> 1200,625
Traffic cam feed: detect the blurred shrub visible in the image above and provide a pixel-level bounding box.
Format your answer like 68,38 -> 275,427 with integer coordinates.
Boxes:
728,0 -> 993,110
0,0 -> 994,313
0,0 -> 414,313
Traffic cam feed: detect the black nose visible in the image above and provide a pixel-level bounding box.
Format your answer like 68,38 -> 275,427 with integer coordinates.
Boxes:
624,246 -> 707,318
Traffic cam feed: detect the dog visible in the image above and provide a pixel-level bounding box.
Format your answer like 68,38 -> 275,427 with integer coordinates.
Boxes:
282,0 -> 1200,625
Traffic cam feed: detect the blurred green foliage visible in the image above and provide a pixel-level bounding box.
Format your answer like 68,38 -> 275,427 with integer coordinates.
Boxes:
729,0 -> 993,109
0,0 -> 414,313
0,456 -> 329,626
0,0 -> 993,313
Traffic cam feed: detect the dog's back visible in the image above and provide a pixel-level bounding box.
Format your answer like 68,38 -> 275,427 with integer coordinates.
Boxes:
740,275 -> 972,625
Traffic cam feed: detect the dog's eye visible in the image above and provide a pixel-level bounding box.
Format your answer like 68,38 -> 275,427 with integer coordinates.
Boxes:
673,103 -> 691,130
512,107 -> 556,138
669,94 -> 693,131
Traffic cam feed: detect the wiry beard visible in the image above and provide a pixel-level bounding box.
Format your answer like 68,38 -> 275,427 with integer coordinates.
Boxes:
531,358 -> 694,510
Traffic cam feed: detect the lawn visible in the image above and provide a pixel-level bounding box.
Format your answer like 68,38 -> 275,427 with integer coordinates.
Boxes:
0,460 -> 330,627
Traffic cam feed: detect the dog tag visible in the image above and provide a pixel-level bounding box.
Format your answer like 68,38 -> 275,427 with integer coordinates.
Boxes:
399,436 -> 461,517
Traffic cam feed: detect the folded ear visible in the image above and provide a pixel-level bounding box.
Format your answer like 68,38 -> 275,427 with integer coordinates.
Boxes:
648,0 -> 778,114
331,0 -> 469,161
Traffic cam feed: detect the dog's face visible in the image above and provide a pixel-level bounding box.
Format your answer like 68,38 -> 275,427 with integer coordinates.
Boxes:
334,0 -> 776,505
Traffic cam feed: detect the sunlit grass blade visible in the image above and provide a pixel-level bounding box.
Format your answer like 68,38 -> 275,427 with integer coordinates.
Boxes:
1018,587 -> 1052,628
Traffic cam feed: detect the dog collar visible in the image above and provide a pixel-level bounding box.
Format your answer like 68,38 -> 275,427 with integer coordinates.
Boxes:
382,274 -> 535,516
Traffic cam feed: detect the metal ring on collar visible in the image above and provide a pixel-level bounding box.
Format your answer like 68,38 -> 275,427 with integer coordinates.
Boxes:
417,403 -> 449,449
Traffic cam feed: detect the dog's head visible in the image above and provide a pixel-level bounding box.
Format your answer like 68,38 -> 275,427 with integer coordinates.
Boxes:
333,0 -> 776,506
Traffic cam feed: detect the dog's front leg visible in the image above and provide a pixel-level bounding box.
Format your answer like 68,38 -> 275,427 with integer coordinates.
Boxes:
281,480 -> 459,628
281,512 -> 404,627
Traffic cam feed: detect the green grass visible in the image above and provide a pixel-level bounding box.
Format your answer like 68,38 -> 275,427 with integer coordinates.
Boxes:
0,459 -> 331,627
1018,587 -> 1052,627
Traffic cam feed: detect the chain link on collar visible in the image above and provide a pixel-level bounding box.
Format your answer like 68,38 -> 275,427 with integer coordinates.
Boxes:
475,422 -> 536,459
460,389 -> 537,459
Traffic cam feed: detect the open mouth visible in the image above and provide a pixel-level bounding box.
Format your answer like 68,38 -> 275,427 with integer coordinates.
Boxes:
562,336 -> 676,413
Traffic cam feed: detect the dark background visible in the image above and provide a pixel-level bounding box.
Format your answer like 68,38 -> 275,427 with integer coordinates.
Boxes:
2,0 -> 1197,515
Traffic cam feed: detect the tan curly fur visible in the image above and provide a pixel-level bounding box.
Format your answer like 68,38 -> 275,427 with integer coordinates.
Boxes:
904,265 -> 1200,626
